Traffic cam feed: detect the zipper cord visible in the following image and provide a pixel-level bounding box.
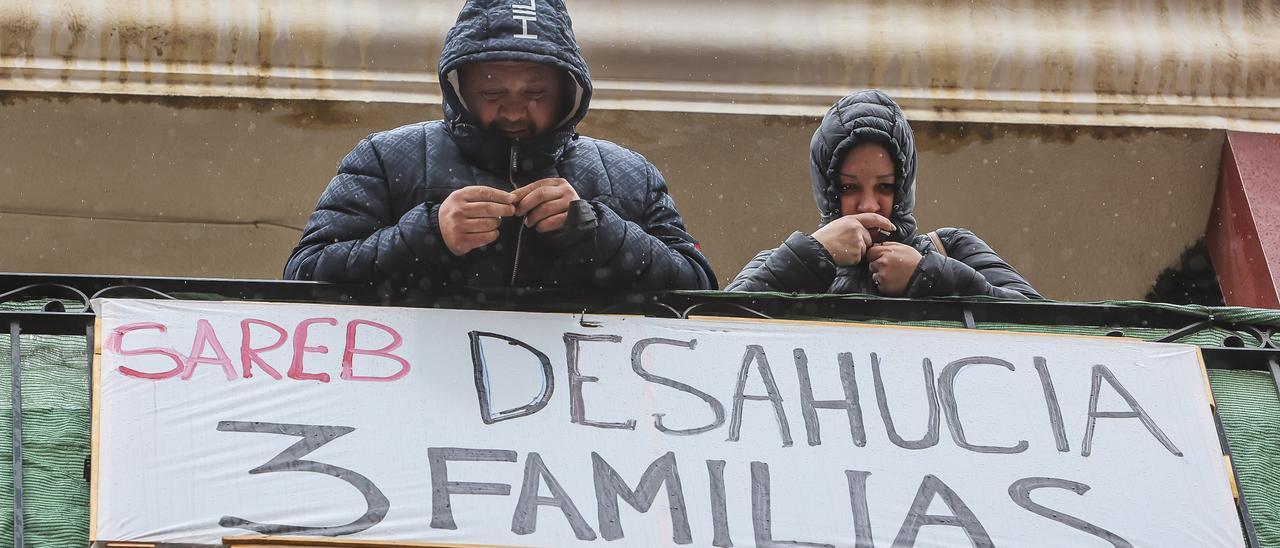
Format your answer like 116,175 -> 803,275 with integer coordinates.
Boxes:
508,143 -> 524,288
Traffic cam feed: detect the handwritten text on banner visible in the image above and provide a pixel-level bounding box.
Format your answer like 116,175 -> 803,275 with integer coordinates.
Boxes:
92,299 -> 1242,547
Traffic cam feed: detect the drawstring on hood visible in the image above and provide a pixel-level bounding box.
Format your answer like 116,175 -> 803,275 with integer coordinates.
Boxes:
808,90 -> 918,242
438,0 -> 593,175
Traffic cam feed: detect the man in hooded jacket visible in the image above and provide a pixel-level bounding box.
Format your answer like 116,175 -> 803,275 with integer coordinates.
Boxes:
284,0 -> 716,292
728,90 -> 1038,299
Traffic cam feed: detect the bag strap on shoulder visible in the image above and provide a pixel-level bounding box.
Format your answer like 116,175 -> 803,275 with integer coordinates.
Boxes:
927,231 -> 947,258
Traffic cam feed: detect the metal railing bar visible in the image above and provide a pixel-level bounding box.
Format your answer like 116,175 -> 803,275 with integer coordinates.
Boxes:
1214,409 -> 1261,548
662,292 -> 1235,331
88,285 -> 179,305
10,320 -> 25,548
85,320 -> 95,486
0,283 -> 90,312
679,301 -> 772,320
1238,326 -> 1278,350
1155,318 -> 1214,343
0,273 -> 371,305
0,273 -> 1272,547
1270,358 -> 1280,403
0,312 -> 95,336
0,272 -> 1255,331
1201,348 -> 1280,372
86,320 -> 94,434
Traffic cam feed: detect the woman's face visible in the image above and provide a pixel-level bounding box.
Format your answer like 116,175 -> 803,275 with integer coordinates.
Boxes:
837,142 -> 896,218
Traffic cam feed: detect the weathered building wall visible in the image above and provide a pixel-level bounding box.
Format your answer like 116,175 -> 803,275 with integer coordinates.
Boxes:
0,1 -> 1262,299
0,92 -> 1221,300
3,0 -> 1276,128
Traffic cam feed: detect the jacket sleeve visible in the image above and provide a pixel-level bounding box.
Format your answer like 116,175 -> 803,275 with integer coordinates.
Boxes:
283,137 -> 457,284
726,231 -> 837,293
548,161 -> 717,290
905,228 -> 1040,299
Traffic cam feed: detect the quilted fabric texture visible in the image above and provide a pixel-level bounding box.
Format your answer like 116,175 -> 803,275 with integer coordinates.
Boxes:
810,89 -> 919,235
284,0 -> 715,292
727,91 -> 1038,299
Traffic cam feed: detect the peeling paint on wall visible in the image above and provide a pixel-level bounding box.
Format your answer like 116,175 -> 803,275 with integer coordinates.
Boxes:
0,0 -> 1276,130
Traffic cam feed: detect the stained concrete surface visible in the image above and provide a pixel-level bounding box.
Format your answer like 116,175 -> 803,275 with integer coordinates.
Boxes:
0,92 -> 1222,300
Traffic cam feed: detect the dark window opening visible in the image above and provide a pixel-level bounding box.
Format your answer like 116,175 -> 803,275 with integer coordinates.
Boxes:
1146,239 -> 1225,306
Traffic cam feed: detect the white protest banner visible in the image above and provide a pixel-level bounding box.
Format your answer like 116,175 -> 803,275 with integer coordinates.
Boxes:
92,298 -> 1243,547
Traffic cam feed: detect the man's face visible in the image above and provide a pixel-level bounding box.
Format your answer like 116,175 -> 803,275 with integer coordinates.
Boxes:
459,61 -> 565,140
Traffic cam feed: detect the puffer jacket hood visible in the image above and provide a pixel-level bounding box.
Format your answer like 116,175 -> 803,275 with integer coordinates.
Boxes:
728,90 -> 1038,299
809,90 -> 918,242
438,0 -> 593,174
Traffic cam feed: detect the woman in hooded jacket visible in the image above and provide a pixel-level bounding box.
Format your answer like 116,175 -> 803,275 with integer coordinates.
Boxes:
727,90 -> 1039,299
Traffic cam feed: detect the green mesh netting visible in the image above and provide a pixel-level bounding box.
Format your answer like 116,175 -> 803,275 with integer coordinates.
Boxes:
0,300 -> 91,548
1209,369 -> 1280,546
0,297 -> 1277,547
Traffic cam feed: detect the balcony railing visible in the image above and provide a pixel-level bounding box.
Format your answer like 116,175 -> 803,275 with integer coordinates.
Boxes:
2,272 -> 1278,547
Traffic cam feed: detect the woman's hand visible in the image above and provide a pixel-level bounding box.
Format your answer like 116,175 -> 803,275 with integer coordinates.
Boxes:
866,242 -> 923,296
812,213 -> 895,266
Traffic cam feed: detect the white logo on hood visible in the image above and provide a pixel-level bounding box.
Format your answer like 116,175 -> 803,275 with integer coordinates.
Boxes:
513,0 -> 538,39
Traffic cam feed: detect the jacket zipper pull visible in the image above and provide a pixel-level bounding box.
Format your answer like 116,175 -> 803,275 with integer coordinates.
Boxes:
509,143 -> 524,288
509,144 -> 519,180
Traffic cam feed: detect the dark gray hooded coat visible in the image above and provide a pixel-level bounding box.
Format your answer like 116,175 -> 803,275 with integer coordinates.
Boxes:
727,90 -> 1038,299
284,0 -> 715,291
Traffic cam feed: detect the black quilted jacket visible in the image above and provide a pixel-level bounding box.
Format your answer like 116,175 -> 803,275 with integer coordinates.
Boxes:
727,90 -> 1038,299
284,0 -> 715,292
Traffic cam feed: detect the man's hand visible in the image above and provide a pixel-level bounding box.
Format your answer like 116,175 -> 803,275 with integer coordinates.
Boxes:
438,186 -> 517,256
866,242 -> 923,296
811,213 -> 895,266
512,178 -> 581,233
